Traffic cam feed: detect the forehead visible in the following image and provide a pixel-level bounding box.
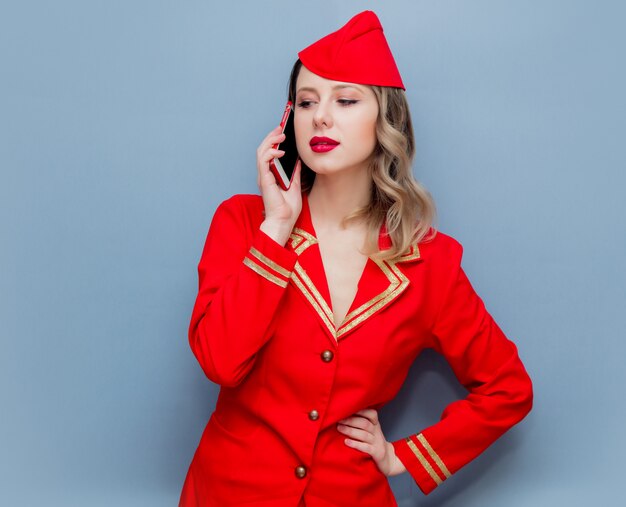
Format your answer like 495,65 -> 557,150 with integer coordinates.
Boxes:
296,65 -> 370,95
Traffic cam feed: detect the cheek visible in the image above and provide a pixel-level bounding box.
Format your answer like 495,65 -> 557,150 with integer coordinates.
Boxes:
353,115 -> 378,152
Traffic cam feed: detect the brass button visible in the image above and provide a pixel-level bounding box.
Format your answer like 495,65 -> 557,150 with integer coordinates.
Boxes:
321,350 -> 334,362
295,465 -> 307,479
308,409 -> 319,421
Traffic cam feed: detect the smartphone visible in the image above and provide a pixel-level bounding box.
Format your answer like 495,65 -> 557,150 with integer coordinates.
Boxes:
269,100 -> 300,190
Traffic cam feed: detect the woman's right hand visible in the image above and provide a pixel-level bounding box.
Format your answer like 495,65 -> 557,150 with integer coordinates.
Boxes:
256,125 -> 303,246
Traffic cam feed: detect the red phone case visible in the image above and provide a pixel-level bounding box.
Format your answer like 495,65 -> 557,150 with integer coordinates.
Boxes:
269,101 -> 297,191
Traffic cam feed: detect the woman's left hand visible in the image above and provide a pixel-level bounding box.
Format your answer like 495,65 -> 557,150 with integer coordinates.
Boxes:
337,408 -> 407,477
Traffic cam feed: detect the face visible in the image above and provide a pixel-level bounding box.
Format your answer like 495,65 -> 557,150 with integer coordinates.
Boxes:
294,65 -> 379,177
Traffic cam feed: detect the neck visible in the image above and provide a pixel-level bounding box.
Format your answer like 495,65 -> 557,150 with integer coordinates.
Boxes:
307,168 -> 372,232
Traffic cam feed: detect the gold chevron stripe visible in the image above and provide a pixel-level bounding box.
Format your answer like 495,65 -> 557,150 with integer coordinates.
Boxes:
286,229 -> 415,339
289,235 -> 304,250
405,437 -> 443,485
397,243 -> 421,262
293,263 -> 333,319
291,227 -> 317,242
336,259 -> 408,337
417,433 -> 451,478
289,228 -> 318,255
291,264 -> 337,340
249,247 -> 292,278
243,258 -> 288,288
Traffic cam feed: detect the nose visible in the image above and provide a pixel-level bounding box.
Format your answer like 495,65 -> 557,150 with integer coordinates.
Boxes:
312,100 -> 333,129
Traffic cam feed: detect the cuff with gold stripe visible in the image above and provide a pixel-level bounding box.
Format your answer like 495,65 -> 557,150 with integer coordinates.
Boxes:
392,432 -> 452,495
243,228 -> 298,288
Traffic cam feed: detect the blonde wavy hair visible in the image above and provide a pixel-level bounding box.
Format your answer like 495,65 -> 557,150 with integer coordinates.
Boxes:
287,59 -> 437,263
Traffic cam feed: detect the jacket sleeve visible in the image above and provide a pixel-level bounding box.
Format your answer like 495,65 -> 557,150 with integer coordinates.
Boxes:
188,195 -> 298,387
391,241 -> 533,495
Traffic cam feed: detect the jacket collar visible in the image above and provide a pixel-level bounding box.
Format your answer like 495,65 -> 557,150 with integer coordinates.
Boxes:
293,192 -> 422,262
286,192 -> 422,345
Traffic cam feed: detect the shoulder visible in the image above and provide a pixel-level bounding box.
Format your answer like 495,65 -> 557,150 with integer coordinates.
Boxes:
213,193 -> 264,224
412,229 -> 467,300
216,193 -> 263,213
200,194 -> 265,252
418,228 -> 464,264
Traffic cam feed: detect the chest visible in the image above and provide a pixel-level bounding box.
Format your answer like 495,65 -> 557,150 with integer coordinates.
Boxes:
316,230 -> 369,329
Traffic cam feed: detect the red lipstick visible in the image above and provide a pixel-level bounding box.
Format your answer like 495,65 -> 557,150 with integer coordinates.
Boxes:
310,136 -> 339,153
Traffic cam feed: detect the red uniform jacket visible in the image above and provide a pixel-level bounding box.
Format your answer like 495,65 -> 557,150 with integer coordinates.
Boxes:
179,192 -> 533,507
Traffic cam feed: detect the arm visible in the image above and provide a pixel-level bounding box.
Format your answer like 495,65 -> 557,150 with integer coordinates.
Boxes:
391,241 -> 533,494
188,195 -> 298,387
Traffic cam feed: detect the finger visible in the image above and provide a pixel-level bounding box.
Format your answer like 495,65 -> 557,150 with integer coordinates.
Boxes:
343,438 -> 373,455
265,133 -> 286,148
337,424 -> 375,443
337,412 -> 375,428
337,415 -> 364,426
258,152 -> 286,180
259,130 -> 286,152
259,167 -> 280,187
256,142 -> 284,160
273,130 -> 286,139
262,125 -> 283,142
260,149 -> 285,164
337,422 -> 372,437
355,409 -> 379,425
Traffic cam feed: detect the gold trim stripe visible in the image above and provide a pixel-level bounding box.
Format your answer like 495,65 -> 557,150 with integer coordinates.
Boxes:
291,227 -> 317,243
405,438 -> 443,485
342,260 -> 401,322
289,235 -> 304,251
243,258 -> 288,288
294,263 -> 333,318
417,433 -> 451,478
291,263 -> 337,340
336,259 -> 408,338
397,244 -> 421,262
286,232 -> 414,340
290,228 -> 318,255
249,247 -> 292,278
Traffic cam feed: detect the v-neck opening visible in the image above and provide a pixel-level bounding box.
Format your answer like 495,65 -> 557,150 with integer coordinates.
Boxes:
303,192 -> 370,331
287,192 -> 414,344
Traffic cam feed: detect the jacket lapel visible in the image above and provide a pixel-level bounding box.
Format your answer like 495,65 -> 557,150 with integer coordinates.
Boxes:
287,192 -> 423,345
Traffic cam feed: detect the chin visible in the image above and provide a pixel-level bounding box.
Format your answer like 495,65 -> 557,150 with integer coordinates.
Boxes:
301,158 -> 349,175
305,164 -> 340,176
308,163 -> 366,177
301,158 -> 329,174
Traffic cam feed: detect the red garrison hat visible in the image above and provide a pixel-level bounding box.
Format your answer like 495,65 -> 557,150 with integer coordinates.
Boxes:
298,10 -> 405,90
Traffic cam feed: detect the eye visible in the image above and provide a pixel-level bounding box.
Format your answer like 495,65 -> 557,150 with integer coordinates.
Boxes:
338,99 -> 358,106
297,100 -> 314,109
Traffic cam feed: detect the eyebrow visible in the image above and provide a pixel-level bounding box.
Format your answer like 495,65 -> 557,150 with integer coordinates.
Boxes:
296,84 -> 365,94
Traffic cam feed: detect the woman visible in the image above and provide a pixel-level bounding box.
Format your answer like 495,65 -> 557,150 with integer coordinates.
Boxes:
179,10 -> 533,507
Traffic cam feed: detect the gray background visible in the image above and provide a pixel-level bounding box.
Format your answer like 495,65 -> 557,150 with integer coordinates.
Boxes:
2,1 -> 624,505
